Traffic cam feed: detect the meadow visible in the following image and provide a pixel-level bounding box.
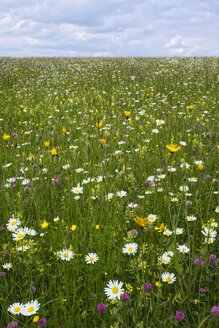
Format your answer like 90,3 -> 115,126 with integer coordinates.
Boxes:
0,57 -> 218,328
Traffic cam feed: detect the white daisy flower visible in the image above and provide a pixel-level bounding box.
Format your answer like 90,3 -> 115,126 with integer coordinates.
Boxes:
2,263 -> 13,270
71,185 -> 83,194
147,214 -> 157,223
122,243 -> 138,255
163,229 -> 173,236
161,272 -> 176,284
175,228 -> 184,235
58,249 -> 74,261
104,280 -> 124,300
6,216 -> 21,232
185,215 -> 197,222
21,300 -> 40,316
116,190 -> 127,198
85,253 -> 99,264
177,244 -> 190,253
215,206 -> 219,213
158,254 -> 171,265
12,228 -> 27,241
8,302 -> 24,315
179,185 -> 189,192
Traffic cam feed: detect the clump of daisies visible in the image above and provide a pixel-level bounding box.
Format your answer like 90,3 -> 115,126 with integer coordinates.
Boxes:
8,300 -> 40,316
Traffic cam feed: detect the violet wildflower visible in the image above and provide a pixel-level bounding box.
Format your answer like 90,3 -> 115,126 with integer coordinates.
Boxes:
175,310 -> 185,321
37,317 -> 47,327
4,250 -> 11,260
0,271 -> 6,277
121,293 -> 130,302
211,306 -> 219,316
199,288 -> 206,294
131,229 -> 138,237
144,282 -> 152,292
194,257 -> 204,266
7,322 -> 19,328
96,303 -> 106,313
186,200 -> 193,207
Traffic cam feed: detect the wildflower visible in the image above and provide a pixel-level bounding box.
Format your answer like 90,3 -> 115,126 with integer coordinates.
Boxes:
155,281 -> 162,287
96,121 -> 103,128
175,228 -> 184,235
134,216 -> 148,228
95,224 -> 100,230
130,229 -> 138,237
21,300 -> 40,316
70,225 -> 77,231
163,229 -> 173,236
199,287 -> 206,294
62,127 -> 67,134
50,148 -> 58,156
179,185 -> 189,192
123,111 -> 131,119
41,221 -> 49,229
147,214 -> 157,223
215,206 -> 219,213
104,280 -> 124,300
175,310 -> 185,321
185,215 -> 197,222
166,144 -> 180,154
158,253 -> 171,265
155,223 -> 167,232
122,243 -> 138,255
121,293 -> 130,301
8,302 -> 24,315
144,282 -> 152,292
33,316 -> 39,323
177,244 -> 190,253
96,303 -> 106,313
43,141 -> 50,147
37,317 -> 47,327
71,186 -> 83,194
58,249 -> 74,261
194,160 -> 204,170
187,104 -> 194,111
3,133 -> 11,141
194,257 -> 204,266
6,216 -> 21,232
211,306 -> 219,316
12,228 -> 26,242
161,272 -> 176,284
156,119 -> 165,126
2,263 -> 12,270
85,253 -> 99,264
116,190 -> 127,198
105,193 -> 114,200
99,138 -> 107,145
0,271 -> 6,277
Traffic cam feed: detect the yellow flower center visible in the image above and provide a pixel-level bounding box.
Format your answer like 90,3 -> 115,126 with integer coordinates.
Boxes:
17,233 -> 24,239
128,247 -> 133,252
14,306 -> 21,313
112,286 -> 119,294
166,277 -> 172,283
89,257 -> 94,262
27,306 -> 35,313
11,221 -> 16,226
63,253 -> 69,258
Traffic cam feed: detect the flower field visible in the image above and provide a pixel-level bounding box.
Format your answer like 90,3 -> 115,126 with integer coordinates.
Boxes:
0,57 -> 218,327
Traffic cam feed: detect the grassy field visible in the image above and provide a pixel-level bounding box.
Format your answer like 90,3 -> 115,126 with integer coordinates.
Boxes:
0,57 -> 218,328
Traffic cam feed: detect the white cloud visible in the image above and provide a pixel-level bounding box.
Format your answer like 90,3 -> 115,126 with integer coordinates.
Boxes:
0,0 -> 218,56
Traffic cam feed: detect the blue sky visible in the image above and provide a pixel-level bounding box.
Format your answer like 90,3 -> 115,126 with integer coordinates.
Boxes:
0,0 -> 219,57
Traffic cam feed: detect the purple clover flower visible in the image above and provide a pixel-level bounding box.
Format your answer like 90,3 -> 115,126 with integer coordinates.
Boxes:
175,310 -> 185,321
96,303 -> 106,313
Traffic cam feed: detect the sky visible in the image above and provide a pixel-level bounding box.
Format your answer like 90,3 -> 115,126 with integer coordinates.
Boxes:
0,0 -> 219,57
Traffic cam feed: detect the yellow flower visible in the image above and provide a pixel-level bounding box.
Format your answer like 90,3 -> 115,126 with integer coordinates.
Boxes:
3,133 -> 11,141
166,144 -> 181,154
33,315 -> 39,323
41,221 -> 49,229
155,281 -> 162,287
95,224 -> 100,230
62,127 -> 67,134
123,111 -> 131,119
134,216 -> 148,229
99,138 -> 107,145
155,223 -> 167,233
187,104 -> 195,111
197,163 -> 204,170
50,147 -> 58,156
44,140 -> 50,147
70,224 -> 77,231
96,121 -> 103,129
